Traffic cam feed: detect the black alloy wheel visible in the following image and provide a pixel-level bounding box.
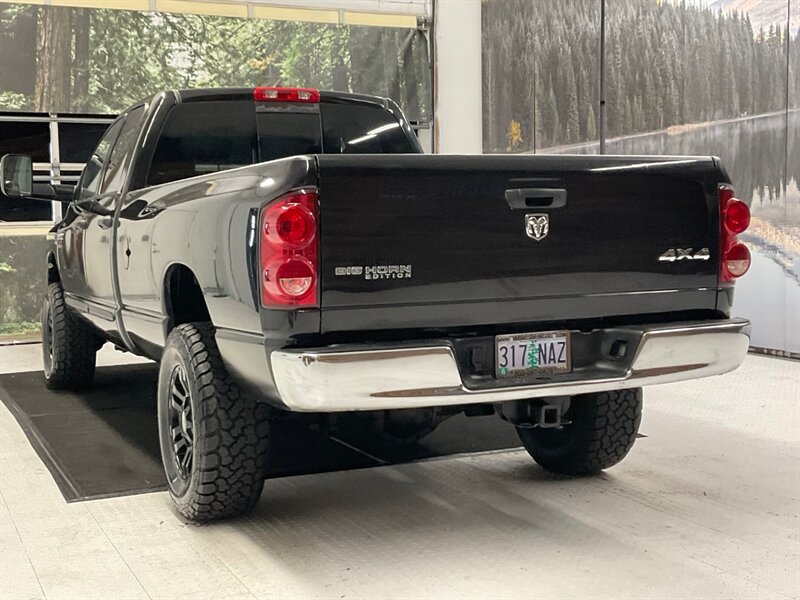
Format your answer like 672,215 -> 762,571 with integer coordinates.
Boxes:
166,364 -> 194,483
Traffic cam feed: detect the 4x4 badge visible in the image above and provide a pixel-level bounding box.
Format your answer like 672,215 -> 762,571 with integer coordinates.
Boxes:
525,213 -> 549,241
658,247 -> 710,262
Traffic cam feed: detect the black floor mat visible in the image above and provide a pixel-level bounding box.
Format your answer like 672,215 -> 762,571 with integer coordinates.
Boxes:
0,364 -> 521,502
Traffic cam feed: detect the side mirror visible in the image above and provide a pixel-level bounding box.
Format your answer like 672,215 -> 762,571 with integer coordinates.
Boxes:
0,154 -> 33,197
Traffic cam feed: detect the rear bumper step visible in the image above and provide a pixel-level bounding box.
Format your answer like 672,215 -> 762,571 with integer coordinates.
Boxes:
270,318 -> 751,412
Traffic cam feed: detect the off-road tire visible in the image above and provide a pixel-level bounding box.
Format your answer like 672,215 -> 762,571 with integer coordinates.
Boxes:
517,388 -> 642,475
157,322 -> 270,521
41,282 -> 97,390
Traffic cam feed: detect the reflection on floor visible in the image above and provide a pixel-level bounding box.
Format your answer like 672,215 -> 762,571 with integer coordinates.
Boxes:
0,363 -> 520,501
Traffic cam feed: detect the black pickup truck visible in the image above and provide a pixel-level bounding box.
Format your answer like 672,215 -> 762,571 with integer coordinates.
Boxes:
0,87 -> 752,521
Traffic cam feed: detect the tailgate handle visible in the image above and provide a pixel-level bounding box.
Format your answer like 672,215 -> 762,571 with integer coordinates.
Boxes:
505,188 -> 567,209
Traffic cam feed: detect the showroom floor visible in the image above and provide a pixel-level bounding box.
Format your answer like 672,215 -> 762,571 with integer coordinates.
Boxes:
1,344 -> 798,600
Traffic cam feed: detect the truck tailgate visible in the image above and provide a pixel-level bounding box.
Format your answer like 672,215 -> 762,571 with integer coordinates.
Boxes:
316,154 -> 723,333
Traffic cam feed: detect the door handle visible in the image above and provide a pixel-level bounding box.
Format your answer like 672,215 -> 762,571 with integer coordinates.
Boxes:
123,236 -> 132,269
505,188 -> 567,209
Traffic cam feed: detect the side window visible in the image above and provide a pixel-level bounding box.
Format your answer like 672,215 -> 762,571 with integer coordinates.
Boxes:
75,118 -> 124,200
100,105 -> 145,195
146,100 -> 257,187
58,123 -> 113,163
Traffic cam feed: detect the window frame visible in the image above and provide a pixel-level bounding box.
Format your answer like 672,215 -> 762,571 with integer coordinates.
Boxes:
73,115 -> 126,201
99,104 -> 146,197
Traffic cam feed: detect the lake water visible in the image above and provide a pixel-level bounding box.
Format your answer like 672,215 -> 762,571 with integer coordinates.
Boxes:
551,110 -> 799,354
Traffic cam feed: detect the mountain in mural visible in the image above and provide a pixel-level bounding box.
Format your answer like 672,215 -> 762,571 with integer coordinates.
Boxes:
709,0 -> 799,34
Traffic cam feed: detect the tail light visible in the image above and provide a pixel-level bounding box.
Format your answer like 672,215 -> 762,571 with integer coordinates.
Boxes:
260,189 -> 319,308
718,184 -> 751,284
254,86 -> 320,103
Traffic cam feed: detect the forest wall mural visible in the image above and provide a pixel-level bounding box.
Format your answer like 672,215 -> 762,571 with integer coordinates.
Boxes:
0,3 -> 430,122
482,0 -> 799,153
482,0 -> 798,355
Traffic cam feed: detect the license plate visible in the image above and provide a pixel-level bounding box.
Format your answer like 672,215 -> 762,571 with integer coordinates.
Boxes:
496,330 -> 571,377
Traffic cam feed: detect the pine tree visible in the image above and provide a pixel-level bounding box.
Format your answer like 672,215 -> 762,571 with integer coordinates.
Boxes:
586,104 -> 597,140
534,95 -> 544,151
564,58 -> 580,142
543,87 -> 559,147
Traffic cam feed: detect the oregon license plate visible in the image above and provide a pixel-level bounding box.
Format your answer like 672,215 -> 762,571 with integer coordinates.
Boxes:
496,330 -> 571,377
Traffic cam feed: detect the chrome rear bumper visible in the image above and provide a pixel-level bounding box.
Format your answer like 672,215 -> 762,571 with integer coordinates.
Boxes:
270,318 -> 751,412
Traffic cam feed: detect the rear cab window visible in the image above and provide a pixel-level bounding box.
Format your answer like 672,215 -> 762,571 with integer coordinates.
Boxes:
145,95 -> 419,187
256,110 -> 322,161
320,103 -> 416,154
